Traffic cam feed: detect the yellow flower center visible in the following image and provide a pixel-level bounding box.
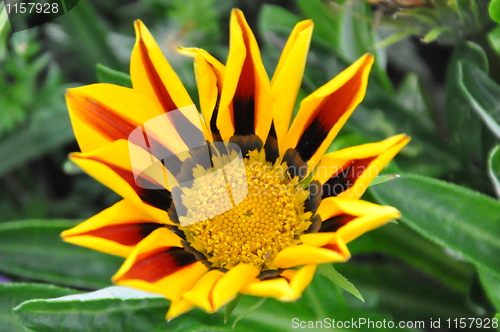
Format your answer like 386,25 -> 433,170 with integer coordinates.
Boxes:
180,149 -> 312,270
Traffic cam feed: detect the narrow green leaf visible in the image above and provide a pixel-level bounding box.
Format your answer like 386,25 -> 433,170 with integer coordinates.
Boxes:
422,27 -> 452,43
0,3 -> 7,32
96,64 -> 132,88
479,267 -> 500,312
370,174 -> 400,187
0,2 -> 10,61
224,292 -> 242,323
488,26 -> 500,54
0,283 -> 79,332
0,220 -> 123,289
232,298 -> 266,329
316,264 -> 364,301
445,41 -> 488,163
396,73 -> 432,121
394,10 -> 438,26
371,174 -> 500,277
458,61 -> 500,139
488,145 -> 500,198
374,29 -> 420,49
489,0 -> 500,23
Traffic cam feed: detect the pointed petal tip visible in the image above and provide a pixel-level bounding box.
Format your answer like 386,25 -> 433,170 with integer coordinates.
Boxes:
231,8 -> 244,15
297,19 -> 314,30
165,301 -> 194,321
177,46 -> 193,56
134,19 -> 144,29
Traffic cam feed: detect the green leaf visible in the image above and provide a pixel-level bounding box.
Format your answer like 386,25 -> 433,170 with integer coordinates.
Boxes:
232,298 -> 266,329
458,61 -> 500,139
14,279 -> 402,332
370,174 -> 400,187
445,41 -> 488,162
489,0 -> 500,23
0,220 -> 123,289
0,283 -> 79,332
479,267 -> 500,312
56,0 -> 122,73
224,293 -> 241,323
96,64 -> 132,88
489,25 -> 500,54
316,264 -> 363,301
374,29 -> 420,49
295,0 -> 340,49
422,27 -> 452,43
396,73 -> 432,120
14,286 -> 170,332
338,1 -> 393,92
371,174 -> 500,277
336,260 -> 481,321
259,4 -> 301,38
489,145 -> 500,198
0,108 -> 75,177
347,216 -> 474,292
0,2 -> 10,61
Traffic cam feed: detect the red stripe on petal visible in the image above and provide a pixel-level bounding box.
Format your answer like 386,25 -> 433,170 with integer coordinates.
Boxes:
232,16 -> 256,136
322,157 -> 376,198
116,247 -> 197,283
74,155 -> 173,212
319,215 -> 357,233
66,222 -> 165,247
295,68 -> 365,161
67,92 -> 138,143
138,37 -> 178,113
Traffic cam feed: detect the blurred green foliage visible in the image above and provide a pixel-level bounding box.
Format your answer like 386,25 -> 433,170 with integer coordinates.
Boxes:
1,0 -> 500,331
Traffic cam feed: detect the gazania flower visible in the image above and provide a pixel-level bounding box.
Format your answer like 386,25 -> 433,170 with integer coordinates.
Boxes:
61,9 -> 409,319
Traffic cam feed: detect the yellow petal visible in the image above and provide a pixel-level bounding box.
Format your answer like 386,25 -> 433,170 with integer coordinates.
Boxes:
61,200 -> 167,257
178,47 -> 225,139
113,227 -> 208,301
337,211 -> 400,244
181,269 -> 225,312
131,20 -> 193,113
217,9 -> 272,142
282,264 -> 316,300
313,134 -> 408,184
211,263 -> 260,310
272,243 -> 350,269
241,278 -> 295,300
242,264 -> 316,302
271,20 -> 313,155
166,299 -> 195,321
69,139 -> 171,222
66,84 -> 163,153
314,134 -> 410,199
316,198 -> 401,243
284,54 -> 374,170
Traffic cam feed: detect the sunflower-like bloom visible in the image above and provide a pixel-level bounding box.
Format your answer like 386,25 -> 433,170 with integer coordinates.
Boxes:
61,9 -> 409,319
